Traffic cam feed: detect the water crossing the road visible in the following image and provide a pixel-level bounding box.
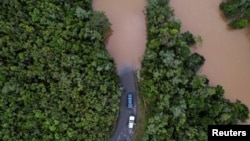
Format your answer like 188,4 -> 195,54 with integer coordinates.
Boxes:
92,1 -> 145,140
92,0 -> 147,71
170,0 -> 250,123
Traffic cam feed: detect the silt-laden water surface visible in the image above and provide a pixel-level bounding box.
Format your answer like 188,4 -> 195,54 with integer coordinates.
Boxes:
92,0 -> 147,71
170,0 -> 250,123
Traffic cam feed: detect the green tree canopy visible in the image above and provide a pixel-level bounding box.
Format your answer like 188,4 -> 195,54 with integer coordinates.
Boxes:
220,0 -> 250,29
140,0 -> 249,140
0,0 -> 120,140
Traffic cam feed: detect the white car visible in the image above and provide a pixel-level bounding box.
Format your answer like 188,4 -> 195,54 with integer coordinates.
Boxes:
128,115 -> 135,129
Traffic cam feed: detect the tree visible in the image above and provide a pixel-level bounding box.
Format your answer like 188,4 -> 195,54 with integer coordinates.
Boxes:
139,0 -> 249,140
0,1 -> 120,140
220,0 -> 250,29
230,18 -> 248,29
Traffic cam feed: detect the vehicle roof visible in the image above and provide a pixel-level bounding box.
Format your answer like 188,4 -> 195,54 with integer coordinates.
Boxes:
129,116 -> 135,120
128,123 -> 134,128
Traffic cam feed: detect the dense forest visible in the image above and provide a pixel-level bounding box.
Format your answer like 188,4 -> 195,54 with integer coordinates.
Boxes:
1,0 -> 249,141
139,0 -> 249,140
0,0 -> 120,140
220,0 -> 250,29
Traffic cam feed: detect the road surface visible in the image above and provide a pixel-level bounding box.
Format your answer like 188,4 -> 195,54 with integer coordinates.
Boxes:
110,67 -> 139,141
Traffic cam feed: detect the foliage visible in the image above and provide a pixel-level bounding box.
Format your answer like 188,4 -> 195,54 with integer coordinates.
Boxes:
0,0 -> 120,140
220,0 -> 250,29
139,0 -> 249,140
179,31 -> 196,46
185,53 -> 205,72
230,18 -> 248,29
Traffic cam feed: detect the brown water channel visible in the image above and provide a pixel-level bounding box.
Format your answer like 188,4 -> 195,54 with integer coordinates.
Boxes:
92,0 -> 147,71
170,0 -> 250,123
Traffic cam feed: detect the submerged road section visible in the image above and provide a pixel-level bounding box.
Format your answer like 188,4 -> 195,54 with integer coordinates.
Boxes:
110,67 -> 139,141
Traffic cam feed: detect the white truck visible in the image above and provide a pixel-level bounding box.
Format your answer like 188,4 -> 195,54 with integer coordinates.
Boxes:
128,115 -> 135,129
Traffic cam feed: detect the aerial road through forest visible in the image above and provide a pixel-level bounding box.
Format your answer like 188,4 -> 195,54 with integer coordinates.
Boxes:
110,67 -> 139,141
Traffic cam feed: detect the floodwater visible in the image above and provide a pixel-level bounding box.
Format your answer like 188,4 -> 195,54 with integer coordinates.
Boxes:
92,0 -> 147,71
92,0 -> 250,123
170,0 -> 250,123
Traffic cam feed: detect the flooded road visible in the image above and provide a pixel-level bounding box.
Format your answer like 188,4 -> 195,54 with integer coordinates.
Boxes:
92,0 -> 250,123
92,0 -> 147,71
170,0 -> 250,123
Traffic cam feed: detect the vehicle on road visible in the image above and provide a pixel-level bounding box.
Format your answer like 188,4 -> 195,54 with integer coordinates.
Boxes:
127,93 -> 133,108
128,115 -> 135,129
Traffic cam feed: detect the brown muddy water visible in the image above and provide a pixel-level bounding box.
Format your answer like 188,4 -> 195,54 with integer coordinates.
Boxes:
170,0 -> 250,123
92,0 -> 147,71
